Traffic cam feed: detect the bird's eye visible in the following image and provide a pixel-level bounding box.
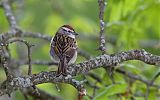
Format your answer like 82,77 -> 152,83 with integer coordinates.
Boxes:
68,30 -> 72,33
63,29 -> 66,32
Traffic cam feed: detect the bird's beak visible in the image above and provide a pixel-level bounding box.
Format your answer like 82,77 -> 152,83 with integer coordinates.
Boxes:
74,32 -> 78,36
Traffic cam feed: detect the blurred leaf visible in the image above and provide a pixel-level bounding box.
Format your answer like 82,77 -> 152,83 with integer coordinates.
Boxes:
94,83 -> 127,100
122,63 -> 141,74
109,1 -> 123,22
72,16 -> 97,34
45,14 -> 64,35
0,9 -> 9,32
15,90 -> 26,100
148,88 -> 157,100
37,83 -> 57,95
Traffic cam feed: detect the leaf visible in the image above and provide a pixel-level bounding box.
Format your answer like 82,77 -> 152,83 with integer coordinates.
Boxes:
122,63 -> 141,74
94,83 -> 127,100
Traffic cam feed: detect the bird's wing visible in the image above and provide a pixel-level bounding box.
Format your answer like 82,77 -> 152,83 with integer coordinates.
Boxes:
50,35 -> 60,61
64,37 -> 77,63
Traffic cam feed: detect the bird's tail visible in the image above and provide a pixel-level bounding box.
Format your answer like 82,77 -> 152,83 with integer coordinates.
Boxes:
57,56 -> 67,76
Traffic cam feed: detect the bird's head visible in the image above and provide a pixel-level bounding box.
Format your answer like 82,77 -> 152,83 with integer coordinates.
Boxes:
58,25 -> 78,38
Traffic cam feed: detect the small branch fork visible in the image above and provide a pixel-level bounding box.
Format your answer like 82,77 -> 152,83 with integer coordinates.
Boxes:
6,38 -> 34,75
6,38 -> 40,95
98,0 -> 106,54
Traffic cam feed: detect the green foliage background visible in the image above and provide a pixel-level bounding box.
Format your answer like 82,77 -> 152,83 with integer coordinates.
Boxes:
0,0 -> 160,100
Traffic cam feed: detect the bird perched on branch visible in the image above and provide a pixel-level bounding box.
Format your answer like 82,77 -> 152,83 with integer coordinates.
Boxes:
50,25 -> 78,76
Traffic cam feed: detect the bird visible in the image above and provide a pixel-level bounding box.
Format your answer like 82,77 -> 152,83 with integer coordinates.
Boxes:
50,25 -> 78,76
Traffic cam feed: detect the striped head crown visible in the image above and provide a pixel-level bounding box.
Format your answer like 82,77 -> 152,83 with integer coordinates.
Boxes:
62,25 -> 75,32
58,25 -> 78,38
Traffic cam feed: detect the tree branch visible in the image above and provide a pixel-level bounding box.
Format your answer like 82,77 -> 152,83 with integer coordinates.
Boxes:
98,0 -> 106,54
6,38 -> 40,95
0,36 -> 13,80
0,71 -> 86,96
6,38 -> 34,75
0,31 -> 92,60
2,0 -> 17,29
17,60 -> 58,66
0,49 -> 159,96
69,49 -> 160,75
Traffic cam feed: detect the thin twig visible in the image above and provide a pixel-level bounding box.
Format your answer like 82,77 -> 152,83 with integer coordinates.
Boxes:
27,44 -> 34,75
17,60 -> 58,66
116,69 -> 160,88
2,0 -> 17,28
78,88 -> 86,100
105,66 -> 115,83
150,72 -> 160,85
6,38 -> 40,95
23,31 -> 51,41
6,38 -> 34,75
91,82 -> 98,100
105,67 -> 123,100
98,0 -> 106,54
145,85 -> 149,100
87,73 -> 102,83
0,36 -> 12,80
85,81 -> 100,89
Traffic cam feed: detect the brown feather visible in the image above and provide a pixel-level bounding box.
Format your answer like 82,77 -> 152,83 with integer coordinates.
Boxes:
50,32 -> 77,76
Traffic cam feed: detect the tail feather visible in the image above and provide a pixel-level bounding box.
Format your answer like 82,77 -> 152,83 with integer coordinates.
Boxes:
57,56 -> 67,76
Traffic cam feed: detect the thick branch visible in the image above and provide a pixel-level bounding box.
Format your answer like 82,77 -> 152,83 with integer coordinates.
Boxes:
0,49 -> 159,96
69,49 -> 160,75
0,72 -> 86,96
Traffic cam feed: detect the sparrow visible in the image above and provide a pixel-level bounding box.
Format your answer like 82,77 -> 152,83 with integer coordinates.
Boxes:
50,25 -> 78,76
